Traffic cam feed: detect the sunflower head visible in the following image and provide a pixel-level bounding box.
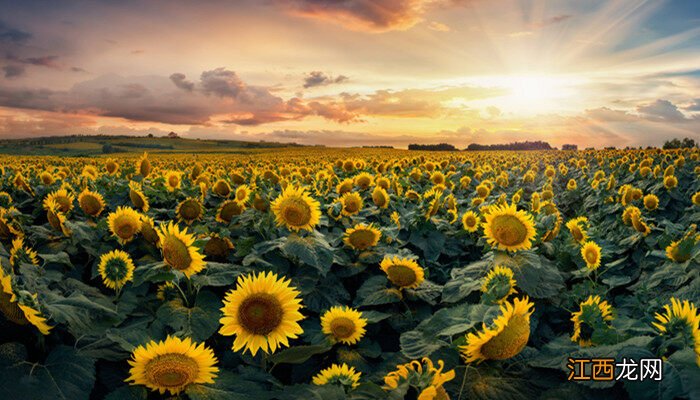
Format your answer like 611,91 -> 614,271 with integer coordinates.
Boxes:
354,172 -> 374,190
313,363 -> 362,389
336,178 -> 354,195
565,217 -> 589,244
483,203 -> 537,252
235,184 -> 251,203
137,153 -> 151,177
98,250 -> 136,290
372,186 -> 390,208
643,194 -> 659,210
580,241 -> 602,270
665,225 -> 697,263
176,197 -> 204,224
571,295 -> 614,347
481,266 -> 517,304
462,211 -> 481,233
44,188 -> 75,214
129,181 -> 150,212
9,238 -> 39,267
78,189 -> 105,217
340,192 -> 363,216
663,175 -> 678,190
270,186 -> 321,231
212,179 -> 231,197
126,335 -> 218,395
108,206 -> 142,244
460,297 -> 534,363
343,223 -> 381,251
321,306 -> 367,345
219,271 -> 305,356
105,159 -> 119,175
380,256 -> 425,290
216,200 -> 246,224
156,222 -> 206,277
652,298 -> 699,364
383,358 -> 455,400
0,268 -> 52,335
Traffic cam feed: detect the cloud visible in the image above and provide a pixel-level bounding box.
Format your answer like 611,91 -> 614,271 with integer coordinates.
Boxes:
21,55 -> 61,69
685,99 -> 700,112
636,99 -> 687,122
2,65 -> 25,78
170,73 -> 195,91
0,21 -> 32,44
584,107 -> 637,122
530,14 -> 573,29
200,68 -> 246,98
303,71 -> 349,88
282,0 -> 447,32
427,21 -> 450,32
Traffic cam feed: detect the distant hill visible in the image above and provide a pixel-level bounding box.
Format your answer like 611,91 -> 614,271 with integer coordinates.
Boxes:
0,134 -> 311,156
465,141 -> 553,151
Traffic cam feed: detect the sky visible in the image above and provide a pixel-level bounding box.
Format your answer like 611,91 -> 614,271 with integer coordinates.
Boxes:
0,0 -> 699,148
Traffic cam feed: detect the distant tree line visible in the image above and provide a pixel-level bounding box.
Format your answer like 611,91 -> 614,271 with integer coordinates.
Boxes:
663,137 -> 697,149
562,144 -> 578,151
465,141 -> 553,151
408,143 -> 456,151
362,145 -> 394,149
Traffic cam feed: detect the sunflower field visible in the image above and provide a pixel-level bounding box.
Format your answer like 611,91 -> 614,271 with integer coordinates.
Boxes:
0,148 -> 698,400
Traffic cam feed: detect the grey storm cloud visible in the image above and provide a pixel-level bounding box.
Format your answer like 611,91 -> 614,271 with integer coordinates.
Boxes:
636,99 -> 687,122
2,64 -> 25,78
303,71 -> 348,88
199,68 -> 246,98
0,21 -> 32,43
169,73 -> 195,91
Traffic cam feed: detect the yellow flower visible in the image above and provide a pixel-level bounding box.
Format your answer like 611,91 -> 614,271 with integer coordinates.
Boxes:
652,298 -> 700,366
571,295 -> 614,347
78,188 -> 105,217
663,175 -> 678,190
108,206 -> 142,244
321,306 -> 367,345
156,222 -> 206,277
163,170 -> 182,192
212,179 -> 231,197
126,336 -> 218,395
665,225 -> 697,263
581,241 -> 602,270
692,191 -> 700,206
219,271 -> 304,356
98,250 -> 135,290
44,199 -> 71,236
380,256 -> 425,289
235,184 -> 251,204
176,197 -> 204,225
129,181 -> 150,212
44,188 -> 75,214
216,200 -> 246,224
481,265 -> 517,304
372,186 -> 390,208
643,194 -> 659,210
383,358 -> 455,400
565,216 -> 588,244
567,179 -> 577,190
354,172 -> 374,190
136,152 -> 151,177
9,238 -> 39,267
482,203 -> 536,252
336,178 -> 354,195
343,223 -> 381,250
0,267 -> 52,335
312,363 -> 361,389
340,191 -> 363,216
204,234 -> 234,260
461,211 -> 480,232
270,186 -> 321,231
460,297 -> 534,363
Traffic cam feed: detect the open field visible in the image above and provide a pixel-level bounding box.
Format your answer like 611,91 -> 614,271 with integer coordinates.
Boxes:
0,148 -> 698,399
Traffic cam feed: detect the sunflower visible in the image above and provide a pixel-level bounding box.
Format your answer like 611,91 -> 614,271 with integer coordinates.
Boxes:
44,188 -> 75,214
383,358 -> 455,400
372,186 -> 390,208
481,265 -> 517,304
663,175 -> 678,190
212,179 -> 231,197
108,206 -> 142,244
157,281 -> 179,301
581,241 -> 602,270
176,197 -> 204,225
270,186 -> 321,231
81,165 -> 99,180
391,211 -> 401,229
343,223 -> 381,250
313,363 -> 362,389
204,234 -> 234,260
40,171 -> 55,185
9,238 -> 39,267
565,217 -> 588,244
216,200 -> 246,224
140,214 -> 160,244
336,178 -> 354,195
219,271 -> 305,356
44,199 -> 70,236
0,267 -> 52,335
105,159 -> 119,175
643,194 -> 659,210
235,184 -> 251,204
78,188 -> 105,217
164,171 -> 182,192
136,152 -> 151,177
354,172 -> 374,190
462,211 -> 481,232
665,225 -> 697,263
98,250 -> 135,290
571,295 -> 614,347
340,191 -> 363,217
0,191 -> 12,208
476,183 -> 490,198
652,298 -> 700,365
129,181 -> 150,212
460,297 -> 534,363
380,256 -> 425,290
482,203 -> 537,252
13,172 -> 33,195
320,306 -> 367,345
156,222 -> 206,277
692,191 -> 700,206
126,335 -> 219,395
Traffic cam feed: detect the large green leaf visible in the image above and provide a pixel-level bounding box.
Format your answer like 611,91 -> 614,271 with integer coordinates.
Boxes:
156,289 -> 221,341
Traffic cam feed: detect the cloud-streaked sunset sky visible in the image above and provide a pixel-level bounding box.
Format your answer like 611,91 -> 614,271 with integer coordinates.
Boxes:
1,0 -> 699,148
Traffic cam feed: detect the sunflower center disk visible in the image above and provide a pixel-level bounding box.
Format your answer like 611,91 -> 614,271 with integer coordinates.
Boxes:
491,215 -> 528,246
238,293 -> 284,335
163,236 -> 193,271
83,197 -> 100,214
585,249 -> 598,264
481,314 -> 530,360
115,216 -> 136,239
181,202 -> 200,220
281,199 -> 311,227
344,200 -> 359,213
0,290 -> 28,325
387,265 -> 417,287
571,227 -> 583,242
349,230 -> 375,250
330,317 -> 356,339
145,353 -> 198,388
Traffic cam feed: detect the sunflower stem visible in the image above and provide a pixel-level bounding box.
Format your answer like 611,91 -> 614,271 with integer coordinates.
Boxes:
175,280 -> 190,307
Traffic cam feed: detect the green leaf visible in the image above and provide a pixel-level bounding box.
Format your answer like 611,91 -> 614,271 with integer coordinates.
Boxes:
191,262 -> 249,287
131,262 -> 174,286
268,343 -> 332,365
156,290 -> 221,341
282,233 -> 334,275
38,251 -> 73,267
104,386 -> 148,400
186,370 -> 267,400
